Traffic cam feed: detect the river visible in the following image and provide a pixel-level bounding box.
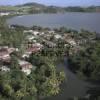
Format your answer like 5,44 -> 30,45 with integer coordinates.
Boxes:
43,57 -> 95,100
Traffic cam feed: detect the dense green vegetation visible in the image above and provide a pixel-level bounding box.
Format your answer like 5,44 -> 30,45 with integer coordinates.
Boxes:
0,29 -> 24,48
64,6 -> 100,12
21,3 -> 100,13
69,40 -> 100,80
0,16 -> 65,100
0,54 -> 65,100
0,16 -> 29,48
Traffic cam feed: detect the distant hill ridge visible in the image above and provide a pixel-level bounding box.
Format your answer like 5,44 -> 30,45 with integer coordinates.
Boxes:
16,2 -> 100,12
17,2 -> 46,7
0,2 -> 100,13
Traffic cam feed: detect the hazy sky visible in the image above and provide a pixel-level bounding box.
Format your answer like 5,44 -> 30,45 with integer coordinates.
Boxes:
0,0 -> 100,6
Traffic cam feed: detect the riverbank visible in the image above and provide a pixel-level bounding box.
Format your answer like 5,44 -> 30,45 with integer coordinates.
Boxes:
43,57 -> 99,100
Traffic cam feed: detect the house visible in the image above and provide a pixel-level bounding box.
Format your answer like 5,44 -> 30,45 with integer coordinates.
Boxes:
0,46 -> 17,53
22,54 -> 30,58
0,46 -> 8,49
32,31 -> 40,36
44,40 -> 56,48
0,12 -> 10,16
24,30 -> 40,36
26,35 -> 35,41
18,60 -> 33,75
32,43 -> 43,47
69,40 -> 76,46
28,43 -> 43,51
32,40 -> 37,43
26,46 -> 41,54
54,34 -> 62,39
0,47 -> 17,62
66,39 -> 77,46
43,34 -> 52,40
22,43 -> 43,58
0,49 -> 11,62
8,47 -> 17,53
48,30 -> 55,34
41,32 -> 45,35
0,66 -> 10,72
24,30 -> 33,33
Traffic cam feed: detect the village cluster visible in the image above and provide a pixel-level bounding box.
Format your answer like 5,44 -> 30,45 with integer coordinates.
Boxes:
0,29 -> 79,75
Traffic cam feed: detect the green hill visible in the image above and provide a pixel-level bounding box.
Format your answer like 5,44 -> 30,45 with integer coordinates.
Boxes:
0,2 -> 100,13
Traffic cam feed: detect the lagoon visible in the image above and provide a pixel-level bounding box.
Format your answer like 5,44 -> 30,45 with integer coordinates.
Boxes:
7,13 -> 100,33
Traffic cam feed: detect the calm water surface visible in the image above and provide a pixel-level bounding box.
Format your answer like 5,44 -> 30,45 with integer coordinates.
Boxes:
7,13 -> 100,33
43,58 -> 94,100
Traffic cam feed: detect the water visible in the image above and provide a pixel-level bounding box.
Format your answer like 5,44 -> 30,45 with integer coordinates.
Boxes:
43,58 -> 94,100
7,13 -> 100,33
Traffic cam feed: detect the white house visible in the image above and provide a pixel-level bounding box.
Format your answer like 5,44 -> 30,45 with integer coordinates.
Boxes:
0,66 -> 10,72
54,34 -> 62,39
0,12 -> 10,16
66,39 -> 77,46
41,32 -> 45,35
18,60 -> 33,75
32,31 -> 40,36
23,30 -> 33,33
22,54 -> 30,58
26,35 -> 35,41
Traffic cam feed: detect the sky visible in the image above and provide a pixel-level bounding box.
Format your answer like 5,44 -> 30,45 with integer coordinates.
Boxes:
0,0 -> 100,6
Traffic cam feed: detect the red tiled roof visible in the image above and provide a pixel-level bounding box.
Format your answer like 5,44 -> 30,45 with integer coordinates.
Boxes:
0,51 -> 9,56
27,47 -> 40,53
